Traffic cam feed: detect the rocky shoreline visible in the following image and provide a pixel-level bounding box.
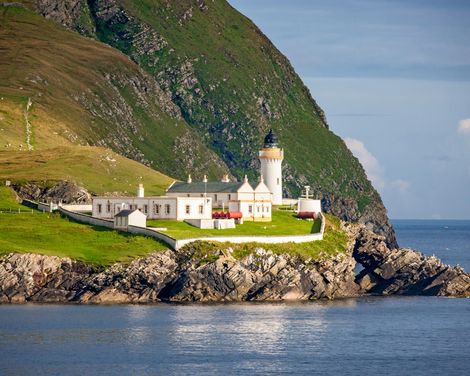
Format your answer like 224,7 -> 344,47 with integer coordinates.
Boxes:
1,224 -> 468,303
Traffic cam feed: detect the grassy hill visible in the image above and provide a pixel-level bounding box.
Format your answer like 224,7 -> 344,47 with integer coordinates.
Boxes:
0,146 -> 174,195
0,5 -> 229,180
0,2 -> 397,246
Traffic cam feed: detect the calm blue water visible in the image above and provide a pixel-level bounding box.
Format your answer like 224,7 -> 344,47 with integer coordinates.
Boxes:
0,220 -> 469,375
393,219 -> 470,271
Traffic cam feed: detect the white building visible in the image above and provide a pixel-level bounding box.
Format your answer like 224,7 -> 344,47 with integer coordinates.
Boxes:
92,185 -> 212,221
114,209 -> 147,229
167,175 -> 273,221
259,129 -> 284,205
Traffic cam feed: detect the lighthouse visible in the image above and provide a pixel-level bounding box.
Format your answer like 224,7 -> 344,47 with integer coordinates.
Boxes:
259,129 -> 284,205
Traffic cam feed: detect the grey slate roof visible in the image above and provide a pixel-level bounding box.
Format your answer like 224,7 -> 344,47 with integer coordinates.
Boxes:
115,209 -> 139,217
167,181 -> 247,194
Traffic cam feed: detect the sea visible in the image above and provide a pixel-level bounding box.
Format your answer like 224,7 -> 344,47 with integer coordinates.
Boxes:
0,220 -> 469,375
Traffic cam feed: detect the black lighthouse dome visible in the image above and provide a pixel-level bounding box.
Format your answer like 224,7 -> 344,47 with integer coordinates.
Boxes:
263,128 -> 279,148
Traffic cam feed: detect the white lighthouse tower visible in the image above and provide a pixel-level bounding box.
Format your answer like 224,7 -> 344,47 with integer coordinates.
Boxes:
259,129 -> 284,205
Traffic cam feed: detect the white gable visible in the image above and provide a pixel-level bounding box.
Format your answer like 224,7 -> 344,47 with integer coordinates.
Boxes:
254,181 -> 271,194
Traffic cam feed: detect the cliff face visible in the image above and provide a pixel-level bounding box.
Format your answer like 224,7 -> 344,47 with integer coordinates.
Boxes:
1,225 -> 468,304
18,0 -> 398,247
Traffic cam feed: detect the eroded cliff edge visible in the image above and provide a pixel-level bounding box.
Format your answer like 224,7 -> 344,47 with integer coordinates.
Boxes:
1,224 -> 468,303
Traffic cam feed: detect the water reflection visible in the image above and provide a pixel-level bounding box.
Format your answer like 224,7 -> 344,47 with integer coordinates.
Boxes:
168,303 -> 328,357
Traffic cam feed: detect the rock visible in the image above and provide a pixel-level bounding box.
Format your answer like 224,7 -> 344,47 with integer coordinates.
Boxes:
14,181 -> 91,204
0,253 -> 94,303
351,225 -> 470,297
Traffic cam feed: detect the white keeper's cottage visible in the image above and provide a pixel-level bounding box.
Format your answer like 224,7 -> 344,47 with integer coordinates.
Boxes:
92,184 -> 212,221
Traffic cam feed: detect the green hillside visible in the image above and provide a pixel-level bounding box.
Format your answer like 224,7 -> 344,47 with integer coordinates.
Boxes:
0,5 -> 229,179
0,2 -> 397,246
0,146 -> 174,195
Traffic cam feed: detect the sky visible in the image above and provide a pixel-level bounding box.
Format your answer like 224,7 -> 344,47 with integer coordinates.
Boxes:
229,0 -> 470,219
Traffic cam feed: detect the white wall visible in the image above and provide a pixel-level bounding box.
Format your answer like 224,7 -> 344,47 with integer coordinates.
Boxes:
297,199 -> 322,213
61,204 -> 92,212
59,207 -> 325,252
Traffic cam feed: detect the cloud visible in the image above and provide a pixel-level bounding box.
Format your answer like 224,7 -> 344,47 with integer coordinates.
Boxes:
458,119 -> 470,135
344,137 -> 411,194
344,138 -> 384,190
390,179 -> 410,193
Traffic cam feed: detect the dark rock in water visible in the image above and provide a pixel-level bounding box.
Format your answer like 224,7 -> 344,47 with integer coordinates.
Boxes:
13,181 -> 91,204
351,226 -> 470,297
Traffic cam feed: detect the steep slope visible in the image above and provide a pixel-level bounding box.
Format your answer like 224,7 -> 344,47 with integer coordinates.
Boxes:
0,4 -> 229,180
1,1 -> 397,247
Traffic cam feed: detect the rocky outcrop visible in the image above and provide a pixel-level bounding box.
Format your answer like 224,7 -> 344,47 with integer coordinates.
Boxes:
1,223 -> 468,303
350,225 -> 470,297
13,181 -> 91,204
157,248 -> 359,302
0,253 -> 94,303
0,248 -> 359,303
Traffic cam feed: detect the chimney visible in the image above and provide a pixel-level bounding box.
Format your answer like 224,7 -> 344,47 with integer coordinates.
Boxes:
137,184 -> 144,198
187,174 -> 192,183
244,175 -> 249,183
260,175 -> 264,183
203,175 -> 208,183
221,174 -> 230,183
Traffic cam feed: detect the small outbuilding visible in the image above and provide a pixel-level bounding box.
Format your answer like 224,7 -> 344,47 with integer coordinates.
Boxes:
114,209 -> 147,229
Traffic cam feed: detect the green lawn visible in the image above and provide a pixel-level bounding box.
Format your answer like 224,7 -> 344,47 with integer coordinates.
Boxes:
0,187 -> 167,265
147,209 -> 321,240
186,214 -> 348,262
0,186 -> 23,209
0,211 -> 167,265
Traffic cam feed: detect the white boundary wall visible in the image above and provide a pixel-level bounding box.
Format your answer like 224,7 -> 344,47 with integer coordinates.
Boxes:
175,213 -> 325,250
61,204 -> 92,212
58,206 -> 325,251
58,207 -> 178,249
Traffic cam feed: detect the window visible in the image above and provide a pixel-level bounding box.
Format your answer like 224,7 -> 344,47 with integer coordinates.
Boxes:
185,205 -> 191,215
154,204 -> 160,214
214,194 -> 218,203
144,204 -> 148,214
98,204 -> 102,214
277,178 -> 280,185
199,205 -> 204,214
200,194 -> 204,197
257,206 -> 260,213
248,205 -> 253,213
267,206 -> 270,213
165,204 -> 171,214
187,194 -> 190,197
228,194 -> 231,200
107,202 -> 111,212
